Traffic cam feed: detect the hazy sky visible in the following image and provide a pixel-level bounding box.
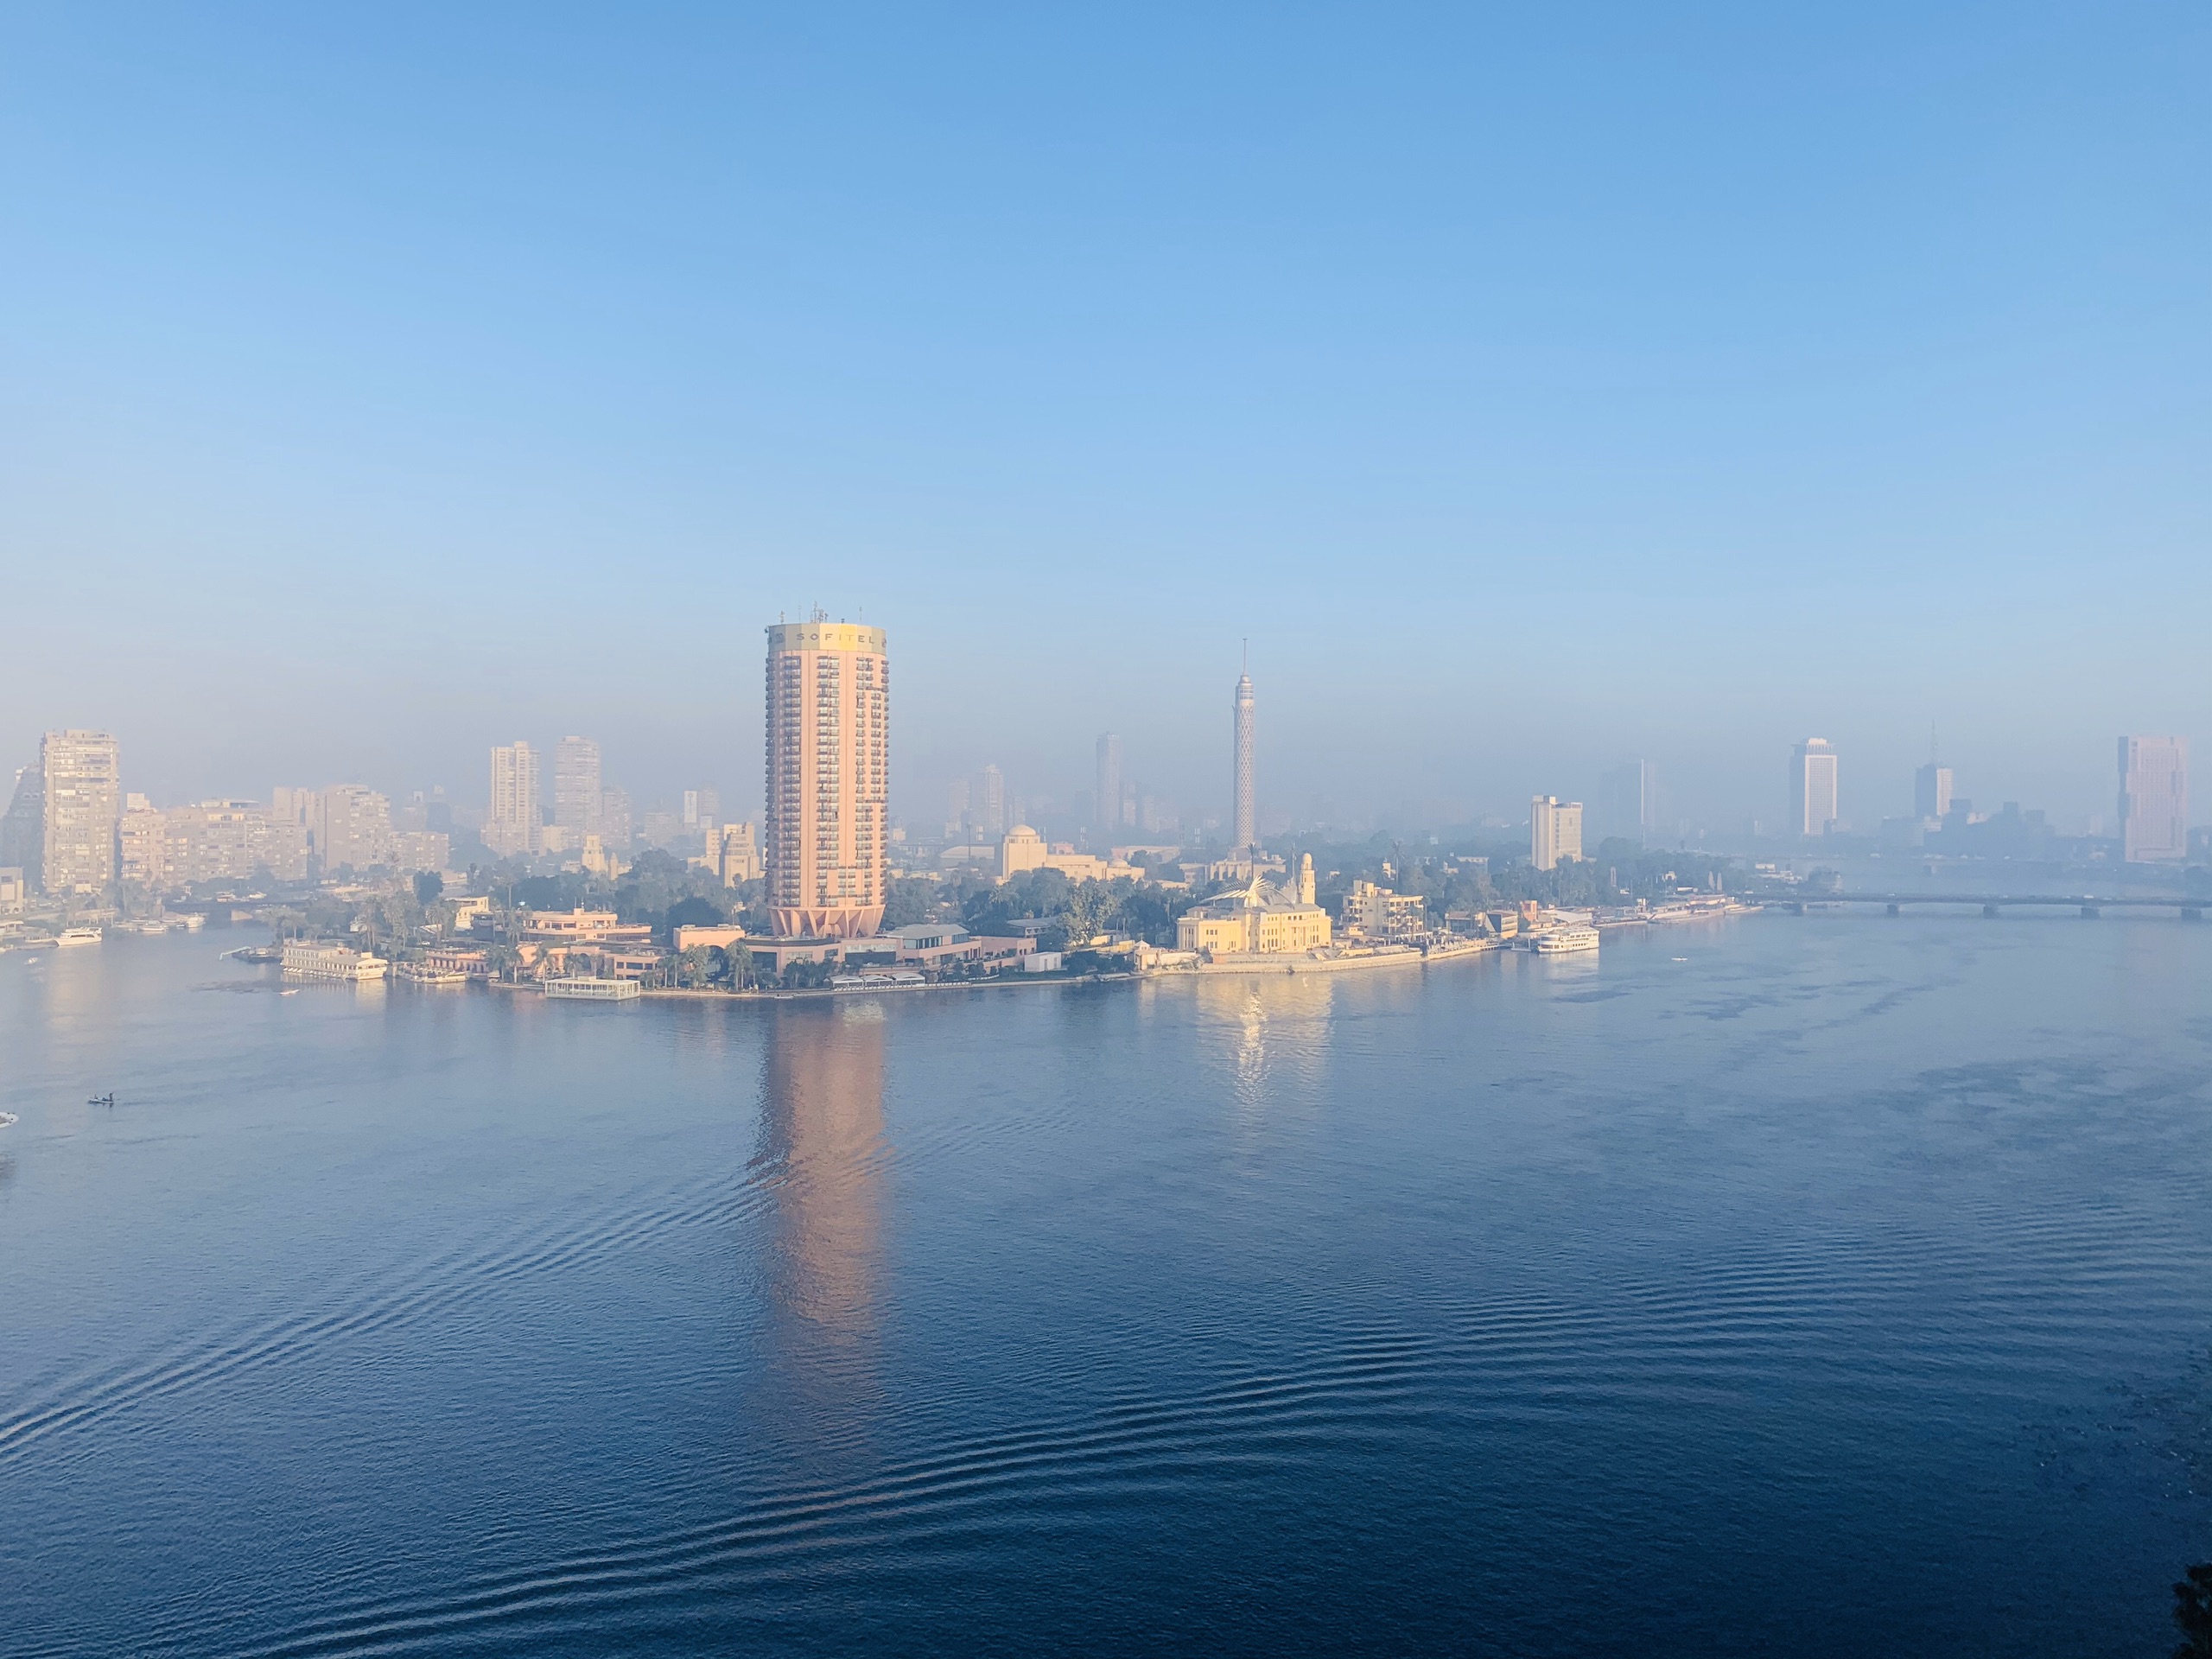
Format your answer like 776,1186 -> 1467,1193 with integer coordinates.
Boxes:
4,3 -> 2206,833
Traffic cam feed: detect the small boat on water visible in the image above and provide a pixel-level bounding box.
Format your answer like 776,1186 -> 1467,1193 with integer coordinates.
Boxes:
87,1092 -> 115,1108
56,927 -> 104,948
0,1112 -> 18,1128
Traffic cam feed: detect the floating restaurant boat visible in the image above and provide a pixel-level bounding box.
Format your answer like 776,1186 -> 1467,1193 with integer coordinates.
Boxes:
281,941 -> 389,981
1530,925 -> 1601,956
543,976 -> 641,1001
56,927 -> 104,948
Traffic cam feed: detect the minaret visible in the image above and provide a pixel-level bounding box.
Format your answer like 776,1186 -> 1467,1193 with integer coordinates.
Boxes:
1232,646 -> 1256,853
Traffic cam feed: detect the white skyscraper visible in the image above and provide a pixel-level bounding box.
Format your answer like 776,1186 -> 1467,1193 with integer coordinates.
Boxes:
1914,762 -> 1954,823
1790,740 -> 1840,838
1232,664 -> 1255,852
488,741 -> 541,856
1530,796 -> 1584,872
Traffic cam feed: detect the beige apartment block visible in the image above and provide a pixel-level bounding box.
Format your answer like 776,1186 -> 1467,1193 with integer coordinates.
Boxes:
487,741 -> 540,857
322,785 -> 395,873
41,729 -> 121,894
120,794 -> 169,890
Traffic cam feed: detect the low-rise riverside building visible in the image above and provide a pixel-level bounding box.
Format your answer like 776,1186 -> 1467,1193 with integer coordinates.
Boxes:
419,946 -> 490,979
1340,880 -> 1427,942
524,908 -> 652,945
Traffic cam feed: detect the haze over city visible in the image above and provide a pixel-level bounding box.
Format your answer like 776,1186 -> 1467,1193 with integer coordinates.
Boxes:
6,5 -> 2207,833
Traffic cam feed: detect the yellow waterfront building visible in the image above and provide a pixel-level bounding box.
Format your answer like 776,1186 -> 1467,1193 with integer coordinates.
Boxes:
1175,864 -> 1332,957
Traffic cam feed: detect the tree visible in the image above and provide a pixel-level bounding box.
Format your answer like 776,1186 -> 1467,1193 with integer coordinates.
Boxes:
413,870 -> 444,906
666,894 -> 727,935
1058,883 -> 1107,949
675,945 -> 714,988
2176,1563 -> 2212,1657
882,876 -> 943,929
728,942 -> 753,989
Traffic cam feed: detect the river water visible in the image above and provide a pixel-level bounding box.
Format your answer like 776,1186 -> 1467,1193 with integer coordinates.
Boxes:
3,915 -> 2210,1656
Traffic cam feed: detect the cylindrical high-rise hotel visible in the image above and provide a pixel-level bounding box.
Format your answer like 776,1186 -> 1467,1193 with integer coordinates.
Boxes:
1232,668 -> 1255,852
765,618 -> 889,938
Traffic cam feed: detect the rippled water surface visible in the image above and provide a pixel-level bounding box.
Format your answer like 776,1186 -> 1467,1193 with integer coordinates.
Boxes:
4,916 -> 2212,1656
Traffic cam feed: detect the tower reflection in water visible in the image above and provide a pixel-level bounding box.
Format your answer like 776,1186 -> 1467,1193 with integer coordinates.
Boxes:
760,1000 -> 888,1408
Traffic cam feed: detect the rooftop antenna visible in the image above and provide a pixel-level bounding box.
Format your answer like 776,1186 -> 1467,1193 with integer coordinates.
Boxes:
1243,638 -> 1249,674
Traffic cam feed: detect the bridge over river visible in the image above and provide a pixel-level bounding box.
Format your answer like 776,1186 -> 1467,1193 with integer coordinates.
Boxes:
1751,889 -> 2208,919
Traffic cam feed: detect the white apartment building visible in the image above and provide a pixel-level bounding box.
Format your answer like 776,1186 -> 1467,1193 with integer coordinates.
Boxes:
1530,796 -> 1584,872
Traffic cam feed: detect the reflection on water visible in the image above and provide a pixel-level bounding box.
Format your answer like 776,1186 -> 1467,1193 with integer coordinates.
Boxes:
1192,973 -> 1340,1127
760,1001 -> 887,1343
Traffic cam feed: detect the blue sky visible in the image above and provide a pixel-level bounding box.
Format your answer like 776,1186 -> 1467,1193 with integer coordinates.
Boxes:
3,3 -> 2206,833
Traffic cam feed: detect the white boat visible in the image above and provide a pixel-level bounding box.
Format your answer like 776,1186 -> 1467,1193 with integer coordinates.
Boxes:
396,963 -> 468,986
55,927 -> 104,948
1531,925 -> 1600,956
543,976 -> 642,1001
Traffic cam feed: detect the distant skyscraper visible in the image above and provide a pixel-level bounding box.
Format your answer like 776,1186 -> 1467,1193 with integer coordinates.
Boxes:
553,737 -> 602,838
971,765 -> 1006,836
1,765 -> 45,892
1530,796 -> 1584,872
599,785 -> 632,851
683,787 -> 721,832
1789,739 -> 1840,838
2118,735 -> 2188,862
1914,762 -> 1953,823
488,741 -> 540,856
765,617 -> 888,938
41,729 -> 121,895
1095,734 -> 1122,830
321,785 -> 395,872
1599,760 -> 1657,845
1232,663 -> 1255,851
272,785 -> 322,859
